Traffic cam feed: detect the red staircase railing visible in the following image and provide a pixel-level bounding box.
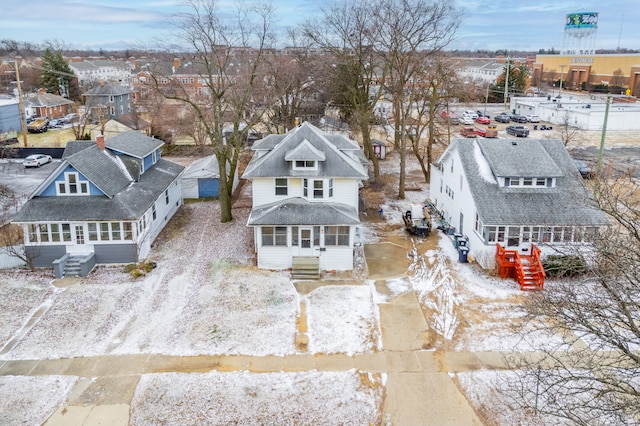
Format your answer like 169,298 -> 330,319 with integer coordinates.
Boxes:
495,243 -> 545,290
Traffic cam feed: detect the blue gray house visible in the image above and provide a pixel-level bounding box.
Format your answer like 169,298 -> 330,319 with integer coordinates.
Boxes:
83,81 -> 133,121
12,131 -> 184,277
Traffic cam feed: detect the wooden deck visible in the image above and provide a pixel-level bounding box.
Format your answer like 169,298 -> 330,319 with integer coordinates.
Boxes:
495,243 -> 545,290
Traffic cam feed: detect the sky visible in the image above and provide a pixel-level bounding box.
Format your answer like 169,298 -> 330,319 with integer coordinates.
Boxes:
1,0 -> 638,53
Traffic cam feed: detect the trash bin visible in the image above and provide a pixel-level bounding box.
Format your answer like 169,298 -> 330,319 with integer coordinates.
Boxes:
533,125 -> 538,130
453,232 -> 463,248
458,237 -> 468,248
458,246 -> 469,263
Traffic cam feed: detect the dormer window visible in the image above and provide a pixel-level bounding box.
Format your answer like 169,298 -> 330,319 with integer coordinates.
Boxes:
295,160 -> 316,169
504,177 -> 553,188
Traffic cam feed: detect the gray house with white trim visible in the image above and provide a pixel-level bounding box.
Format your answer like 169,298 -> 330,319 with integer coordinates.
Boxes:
430,138 -> 610,269
242,122 -> 368,272
12,131 -> 184,276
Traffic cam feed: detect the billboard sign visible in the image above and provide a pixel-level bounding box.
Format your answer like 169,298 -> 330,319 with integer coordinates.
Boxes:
565,13 -> 598,28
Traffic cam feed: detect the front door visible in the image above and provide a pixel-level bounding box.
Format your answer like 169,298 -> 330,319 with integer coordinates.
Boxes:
74,225 -> 85,245
299,227 -> 313,256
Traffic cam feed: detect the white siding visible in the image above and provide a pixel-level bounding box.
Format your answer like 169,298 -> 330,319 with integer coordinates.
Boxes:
333,179 -> 359,210
257,246 -> 292,269
319,247 -> 353,271
252,178 -> 278,207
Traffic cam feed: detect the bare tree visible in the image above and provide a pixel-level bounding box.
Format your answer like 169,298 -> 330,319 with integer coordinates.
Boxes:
404,55 -> 458,182
302,0 -> 385,179
557,111 -> 582,146
372,0 -> 460,198
506,172 -> 640,424
150,0 -> 275,222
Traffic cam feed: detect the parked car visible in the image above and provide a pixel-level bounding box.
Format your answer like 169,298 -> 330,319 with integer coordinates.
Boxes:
463,110 -> 479,120
494,114 -> 511,123
475,124 -> 498,138
476,110 -> 489,119
527,115 -> 540,123
506,125 -> 530,137
461,116 -> 474,125
27,118 -> 49,133
441,111 -> 459,125
475,116 -> 490,125
23,154 -> 52,168
460,126 -> 477,138
511,115 -> 528,123
573,159 -> 594,179
62,113 -> 79,124
48,119 -> 64,128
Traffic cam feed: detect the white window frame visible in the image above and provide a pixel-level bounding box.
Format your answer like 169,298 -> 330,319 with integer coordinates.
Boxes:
56,172 -> 89,196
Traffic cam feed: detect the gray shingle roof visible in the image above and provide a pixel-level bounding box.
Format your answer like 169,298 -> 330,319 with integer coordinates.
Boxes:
66,145 -> 132,197
12,158 -> 183,222
105,131 -> 164,159
450,138 -> 609,227
83,82 -> 131,96
243,122 -> 368,179
479,139 -> 564,177
247,197 -> 360,226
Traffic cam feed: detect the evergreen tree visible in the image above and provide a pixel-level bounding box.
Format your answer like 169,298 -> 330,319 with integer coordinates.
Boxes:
39,49 -> 80,100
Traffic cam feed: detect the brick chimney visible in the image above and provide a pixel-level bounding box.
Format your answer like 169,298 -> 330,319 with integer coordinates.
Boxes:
173,57 -> 181,69
96,134 -> 105,150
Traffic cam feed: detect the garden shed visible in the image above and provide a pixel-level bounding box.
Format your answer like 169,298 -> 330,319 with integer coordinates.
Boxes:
182,156 -> 225,199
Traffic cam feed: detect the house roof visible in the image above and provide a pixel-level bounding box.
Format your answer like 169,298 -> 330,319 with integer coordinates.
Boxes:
242,122 -> 368,179
113,114 -> 150,130
442,138 -> 609,227
182,156 -> 221,179
13,158 -> 183,222
247,197 -> 360,226
105,131 -> 164,159
83,81 -> 132,96
24,92 -> 73,108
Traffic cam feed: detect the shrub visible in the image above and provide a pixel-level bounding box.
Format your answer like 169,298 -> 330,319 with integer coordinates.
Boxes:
542,255 -> 588,278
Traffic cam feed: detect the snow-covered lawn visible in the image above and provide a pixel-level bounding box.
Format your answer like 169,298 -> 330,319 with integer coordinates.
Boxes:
0,376 -> 76,425
130,370 -> 384,425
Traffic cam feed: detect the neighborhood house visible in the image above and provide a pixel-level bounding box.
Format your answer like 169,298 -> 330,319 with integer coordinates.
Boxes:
429,138 -> 609,271
12,131 -> 184,277
242,122 -> 368,274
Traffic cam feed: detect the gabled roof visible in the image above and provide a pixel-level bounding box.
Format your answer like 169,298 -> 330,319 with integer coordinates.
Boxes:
242,122 -> 368,179
83,82 -> 132,96
442,138 -> 609,227
284,140 -> 326,161
247,197 -> 360,226
182,156 -> 221,179
12,159 -> 184,223
66,145 -> 133,197
24,92 -> 73,108
105,131 -> 163,159
478,139 -> 563,178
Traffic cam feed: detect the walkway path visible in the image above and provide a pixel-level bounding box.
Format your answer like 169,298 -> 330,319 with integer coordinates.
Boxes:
1,242 -> 494,425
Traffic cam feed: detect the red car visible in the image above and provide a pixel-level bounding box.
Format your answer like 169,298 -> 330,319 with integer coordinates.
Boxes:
475,116 -> 490,124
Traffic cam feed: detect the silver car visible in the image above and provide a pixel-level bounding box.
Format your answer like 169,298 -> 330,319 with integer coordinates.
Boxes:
23,154 -> 52,168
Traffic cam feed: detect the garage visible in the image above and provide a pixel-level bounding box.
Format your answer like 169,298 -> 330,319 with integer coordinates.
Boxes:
181,155 -> 238,199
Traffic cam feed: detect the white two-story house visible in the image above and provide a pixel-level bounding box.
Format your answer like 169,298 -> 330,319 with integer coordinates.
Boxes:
242,122 -> 368,272
12,131 -> 184,277
430,138 -> 609,269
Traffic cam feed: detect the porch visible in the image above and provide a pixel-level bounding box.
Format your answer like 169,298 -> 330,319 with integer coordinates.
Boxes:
495,243 -> 545,291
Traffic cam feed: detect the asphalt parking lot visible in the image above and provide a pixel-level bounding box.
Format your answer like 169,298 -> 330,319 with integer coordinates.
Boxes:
569,147 -> 640,178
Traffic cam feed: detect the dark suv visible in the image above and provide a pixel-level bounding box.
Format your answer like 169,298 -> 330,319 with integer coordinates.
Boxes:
495,114 -> 511,123
506,125 -> 529,137
511,115 -> 528,123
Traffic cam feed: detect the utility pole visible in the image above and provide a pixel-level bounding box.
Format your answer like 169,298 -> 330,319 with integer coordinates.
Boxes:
503,57 -> 510,110
14,57 -> 28,148
597,95 -> 610,176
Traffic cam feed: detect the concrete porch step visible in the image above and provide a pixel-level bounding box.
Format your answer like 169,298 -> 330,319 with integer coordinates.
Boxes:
291,256 -> 320,280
